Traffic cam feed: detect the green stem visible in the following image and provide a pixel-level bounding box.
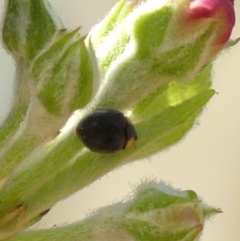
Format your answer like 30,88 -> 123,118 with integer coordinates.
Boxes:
0,89 -> 214,230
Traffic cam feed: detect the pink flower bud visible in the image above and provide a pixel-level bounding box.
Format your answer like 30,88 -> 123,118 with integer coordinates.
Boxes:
177,0 -> 235,58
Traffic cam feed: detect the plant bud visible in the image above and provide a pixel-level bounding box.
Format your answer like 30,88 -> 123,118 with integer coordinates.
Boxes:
2,0 -> 59,61
88,0 -> 235,110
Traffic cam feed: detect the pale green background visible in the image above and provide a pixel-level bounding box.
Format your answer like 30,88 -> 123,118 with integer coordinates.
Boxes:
0,1 -> 240,240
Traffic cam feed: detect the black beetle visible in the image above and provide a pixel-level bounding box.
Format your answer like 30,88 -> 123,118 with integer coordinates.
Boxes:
76,109 -> 137,153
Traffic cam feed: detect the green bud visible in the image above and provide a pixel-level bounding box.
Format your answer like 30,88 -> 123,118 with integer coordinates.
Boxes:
31,29 -> 93,115
124,182 -> 220,241
2,0 -> 59,61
